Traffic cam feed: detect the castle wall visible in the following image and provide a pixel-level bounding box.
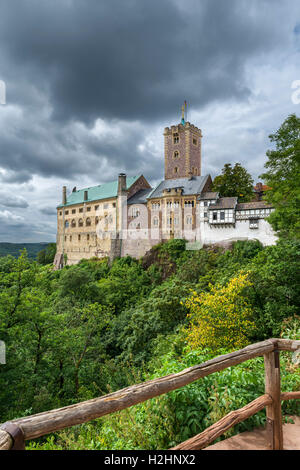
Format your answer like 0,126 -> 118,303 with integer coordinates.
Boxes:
198,218 -> 277,246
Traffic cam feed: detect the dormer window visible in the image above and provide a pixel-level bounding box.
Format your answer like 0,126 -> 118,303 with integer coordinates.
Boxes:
173,133 -> 179,144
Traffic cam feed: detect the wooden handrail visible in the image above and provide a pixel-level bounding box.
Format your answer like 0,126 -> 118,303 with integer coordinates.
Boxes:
171,394 -> 273,450
0,338 -> 299,450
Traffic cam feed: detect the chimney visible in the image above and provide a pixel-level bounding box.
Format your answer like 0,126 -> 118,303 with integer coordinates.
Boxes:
84,190 -> 88,202
118,173 -> 127,195
62,186 -> 67,205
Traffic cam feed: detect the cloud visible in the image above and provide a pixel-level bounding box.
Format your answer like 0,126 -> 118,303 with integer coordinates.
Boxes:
0,192 -> 29,209
0,0 -> 299,241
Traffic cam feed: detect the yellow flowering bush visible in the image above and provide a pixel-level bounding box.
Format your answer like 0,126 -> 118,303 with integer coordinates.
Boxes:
185,272 -> 256,351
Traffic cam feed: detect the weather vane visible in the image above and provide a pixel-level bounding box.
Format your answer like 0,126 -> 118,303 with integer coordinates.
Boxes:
181,101 -> 187,124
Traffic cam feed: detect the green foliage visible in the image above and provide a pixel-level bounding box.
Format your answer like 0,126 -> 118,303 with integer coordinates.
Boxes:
0,237 -> 299,450
260,114 -> 300,239
0,242 -> 50,260
36,243 -> 56,265
212,163 -> 254,202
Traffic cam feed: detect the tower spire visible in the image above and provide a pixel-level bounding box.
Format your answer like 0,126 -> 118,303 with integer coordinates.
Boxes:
181,103 -> 185,125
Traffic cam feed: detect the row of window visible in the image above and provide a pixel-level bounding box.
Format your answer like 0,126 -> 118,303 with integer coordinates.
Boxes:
64,234 -> 91,242
236,208 -> 272,216
60,202 -> 115,216
173,166 -> 199,176
153,216 -> 193,226
172,133 -> 198,146
65,214 -> 113,228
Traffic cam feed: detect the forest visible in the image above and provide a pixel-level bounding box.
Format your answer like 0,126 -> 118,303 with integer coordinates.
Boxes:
0,114 -> 299,450
0,237 -> 299,449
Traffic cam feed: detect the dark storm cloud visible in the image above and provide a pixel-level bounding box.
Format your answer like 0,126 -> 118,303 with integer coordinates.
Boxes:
0,0 -> 288,124
0,0 -> 298,242
0,192 -> 28,208
39,207 -> 58,216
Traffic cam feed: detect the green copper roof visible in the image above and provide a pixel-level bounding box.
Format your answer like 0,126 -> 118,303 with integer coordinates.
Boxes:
58,175 -> 141,208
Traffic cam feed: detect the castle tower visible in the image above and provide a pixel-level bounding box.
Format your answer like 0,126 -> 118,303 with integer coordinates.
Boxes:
164,106 -> 202,180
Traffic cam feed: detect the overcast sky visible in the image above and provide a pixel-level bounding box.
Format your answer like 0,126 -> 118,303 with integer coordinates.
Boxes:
0,0 -> 299,242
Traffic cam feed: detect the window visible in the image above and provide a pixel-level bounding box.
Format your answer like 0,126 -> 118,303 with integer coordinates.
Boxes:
65,220 -> 69,228
95,205 -> 99,211
174,151 -> 179,159
78,234 -> 81,241
79,208 -> 83,213
113,202 -> 116,208
193,138 -> 197,145
174,167 -> 178,174
95,217 -> 99,225
71,219 -> 76,228
220,211 -> 225,221
249,219 -> 259,229
78,218 -> 83,227
70,235 -> 72,242
213,212 -> 217,221
204,201 -> 208,207
87,234 -> 90,241
184,200 -> 194,207
152,202 -> 160,210
204,212 -> 208,218
59,211 -> 62,216
72,209 -> 76,214
64,236 -> 67,242
186,216 -> 192,225
153,217 -> 159,226
173,133 -> 179,144
86,218 -> 91,227
131,207 -> 140,217
87,207 -> 91,212
65,210 -> 69,215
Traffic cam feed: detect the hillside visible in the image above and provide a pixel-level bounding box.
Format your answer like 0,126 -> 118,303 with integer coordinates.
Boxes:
0,238 -> 299,450
0,242 -> 51,259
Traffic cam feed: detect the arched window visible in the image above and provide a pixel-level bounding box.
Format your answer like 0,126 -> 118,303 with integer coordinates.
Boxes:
174,167 -> 178,174
78,218 -> 83,227
95,216 -> 99,225
153,217 -> 159,226
174,151 -> 179,159
71,219 -> 76,227
173,133 -> 179,144
65,220 -> 69,228
86,217 -> 91,227
130,207 -> 140,217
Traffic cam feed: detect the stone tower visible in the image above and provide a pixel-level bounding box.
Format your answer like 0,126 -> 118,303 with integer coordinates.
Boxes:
164,120 -> 202,180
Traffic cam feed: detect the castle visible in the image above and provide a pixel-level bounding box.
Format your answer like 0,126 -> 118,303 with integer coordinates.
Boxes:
54,111 -> 276,267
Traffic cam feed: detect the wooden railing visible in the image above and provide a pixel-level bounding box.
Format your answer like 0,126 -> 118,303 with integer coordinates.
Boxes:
0,338 -> 299,450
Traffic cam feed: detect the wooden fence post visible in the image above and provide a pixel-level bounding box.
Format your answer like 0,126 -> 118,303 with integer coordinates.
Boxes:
264,347 -> 283,450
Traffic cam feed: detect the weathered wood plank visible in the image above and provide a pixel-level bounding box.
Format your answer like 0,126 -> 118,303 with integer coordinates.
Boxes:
6,339 -> 275,440
281,391 -> 300,401
264,350 -> 283,450
275,339 -> 300,352
0,430 -> 13,450
171,394 -> 272,450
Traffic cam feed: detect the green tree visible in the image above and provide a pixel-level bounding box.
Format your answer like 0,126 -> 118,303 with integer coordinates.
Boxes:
213,163 -> 254,202
37,243 -> 56,265
260,114 -> 300,239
